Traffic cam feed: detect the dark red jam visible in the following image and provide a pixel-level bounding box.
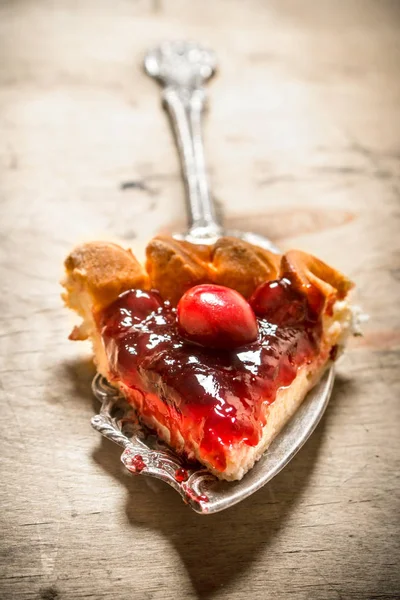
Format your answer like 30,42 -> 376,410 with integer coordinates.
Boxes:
99,282 -> 322,472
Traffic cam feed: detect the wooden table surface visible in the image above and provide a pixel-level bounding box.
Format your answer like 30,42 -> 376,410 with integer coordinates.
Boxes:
1,1 -> 399,599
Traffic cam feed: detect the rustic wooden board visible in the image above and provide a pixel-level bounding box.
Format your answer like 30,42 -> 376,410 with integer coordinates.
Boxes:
1,1 -> 399,599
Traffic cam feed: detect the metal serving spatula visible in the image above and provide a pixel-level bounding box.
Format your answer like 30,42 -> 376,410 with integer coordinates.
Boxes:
91,41 -> 335,514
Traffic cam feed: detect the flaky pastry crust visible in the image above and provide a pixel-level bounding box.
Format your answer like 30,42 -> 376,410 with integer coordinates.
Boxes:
63,242 -> 148,308
63,235 -> 353,321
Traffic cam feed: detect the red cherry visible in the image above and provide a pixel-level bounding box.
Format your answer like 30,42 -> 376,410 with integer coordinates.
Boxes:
101,289 -> 163,337
177,284 -> 259,349
250,279 -> 307,326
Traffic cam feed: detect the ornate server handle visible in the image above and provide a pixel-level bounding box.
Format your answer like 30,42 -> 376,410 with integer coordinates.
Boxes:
145,41 -> 222,241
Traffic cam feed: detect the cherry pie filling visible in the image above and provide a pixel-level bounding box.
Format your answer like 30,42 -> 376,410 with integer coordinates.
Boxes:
97,279 -> 324,472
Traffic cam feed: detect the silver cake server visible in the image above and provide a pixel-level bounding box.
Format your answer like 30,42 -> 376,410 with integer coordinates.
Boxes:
91,41 -> 336,514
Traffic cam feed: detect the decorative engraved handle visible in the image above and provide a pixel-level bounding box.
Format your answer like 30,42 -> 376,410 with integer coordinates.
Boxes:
91,374 -> 213,512
144,41 -> 222,241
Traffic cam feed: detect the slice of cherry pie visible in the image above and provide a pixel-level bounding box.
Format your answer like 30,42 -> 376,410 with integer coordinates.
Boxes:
62,236 -> 355,480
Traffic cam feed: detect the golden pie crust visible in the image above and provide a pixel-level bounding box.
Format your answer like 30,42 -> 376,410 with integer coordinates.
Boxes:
63,235 -> 353,318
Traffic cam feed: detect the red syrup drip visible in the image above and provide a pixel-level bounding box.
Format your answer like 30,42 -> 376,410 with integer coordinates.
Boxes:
127,454 -> 146,473
99,283 -> 322,473
182,484 -> 209,504
175,468 -> 189,483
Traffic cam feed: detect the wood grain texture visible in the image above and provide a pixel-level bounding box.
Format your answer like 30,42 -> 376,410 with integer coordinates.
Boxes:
0,1 -> 399,599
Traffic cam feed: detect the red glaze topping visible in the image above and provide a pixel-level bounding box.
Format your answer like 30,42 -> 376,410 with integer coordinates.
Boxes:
99,280 -> 323,472
177,284 -> 259,349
